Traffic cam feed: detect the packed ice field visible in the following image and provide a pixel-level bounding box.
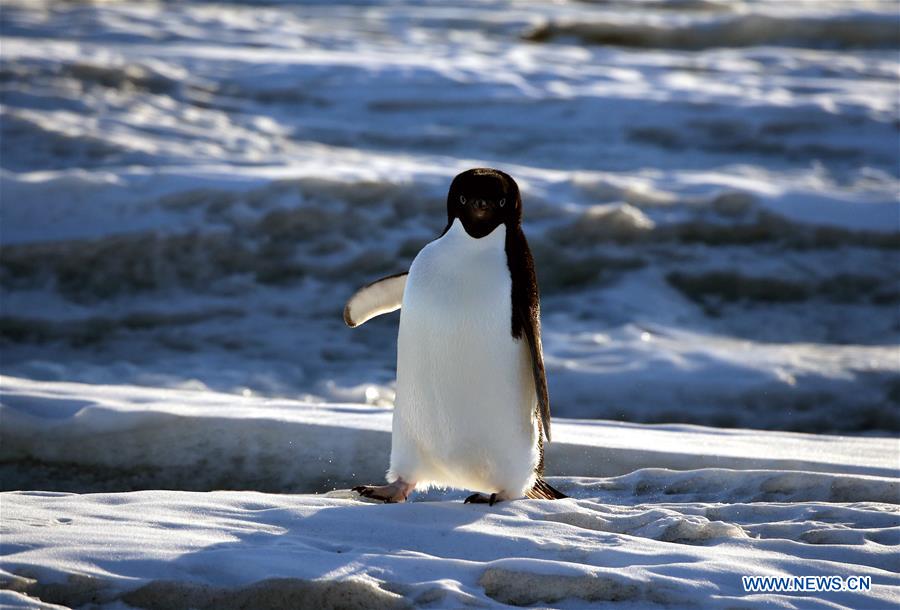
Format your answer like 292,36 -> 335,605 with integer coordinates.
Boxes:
2,377 -> 899,609
1,0 -> 898,608
1,0 -> 898,431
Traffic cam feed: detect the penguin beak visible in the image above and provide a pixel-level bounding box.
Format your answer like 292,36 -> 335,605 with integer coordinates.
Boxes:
472,199 -> 490,217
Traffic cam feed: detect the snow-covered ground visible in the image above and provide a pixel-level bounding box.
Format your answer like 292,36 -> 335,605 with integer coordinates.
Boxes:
4,375 -> 896,493
1,1 -> 899,608
2,376 -> 898,609
1,0 -> 898,432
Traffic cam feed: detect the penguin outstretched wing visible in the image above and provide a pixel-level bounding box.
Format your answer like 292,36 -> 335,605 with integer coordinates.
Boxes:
507,228 -> 552,442
343,272 -> 408,328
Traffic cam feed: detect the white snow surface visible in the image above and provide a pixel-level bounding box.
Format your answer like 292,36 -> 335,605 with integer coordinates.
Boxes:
1,2 -> 899,605
1,0 -> 898,433
1,376 -> 899,609
0,377 -> 900,609
2,375 -> 898,493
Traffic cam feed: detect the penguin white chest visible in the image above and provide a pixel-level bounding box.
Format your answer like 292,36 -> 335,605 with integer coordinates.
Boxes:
388,220 -> 538,495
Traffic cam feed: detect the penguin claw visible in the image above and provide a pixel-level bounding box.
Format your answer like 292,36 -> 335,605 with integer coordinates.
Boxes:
464,492 -> 499,506
353,485 -> 390,503
352,482 -> 412,504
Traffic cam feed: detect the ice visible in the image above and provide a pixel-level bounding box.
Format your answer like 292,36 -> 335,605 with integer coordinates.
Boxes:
1,378 -> 898,608
3,375 -> 897,495
1,378 -> 897,608
1,1 -> 898,606
1,395 -> 898,608
0,589 -> 69,610
525,9 -> 900,51
1,0 -> 898,433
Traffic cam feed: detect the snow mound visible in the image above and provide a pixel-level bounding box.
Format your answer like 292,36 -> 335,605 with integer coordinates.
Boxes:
0,589 -> 68,610
479,568 -> 647,606
2,571 -> 408,610
2,481 -> 898,609
525,12 -> 900,50
1,379 -> 898,608
542,507 -> 747,543
551,203 -> 656,243
2,376 -> 896,493
576,467 -> 900,504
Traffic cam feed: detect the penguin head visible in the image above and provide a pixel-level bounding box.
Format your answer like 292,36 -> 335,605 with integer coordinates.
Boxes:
446,168 -> 521,238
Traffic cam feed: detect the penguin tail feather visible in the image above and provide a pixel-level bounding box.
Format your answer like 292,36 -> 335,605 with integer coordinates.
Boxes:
526,477 -> 567,500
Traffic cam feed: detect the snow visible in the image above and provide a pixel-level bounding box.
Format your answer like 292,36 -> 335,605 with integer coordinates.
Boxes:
1,0 -> 898,432
4,484 -> 898,609
2,376 -> 899,609
1,0 -> 899,607
2,375 -> 897,495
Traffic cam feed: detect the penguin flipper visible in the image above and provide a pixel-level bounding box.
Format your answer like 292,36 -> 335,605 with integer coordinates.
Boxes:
518,300 -> 551,443
343,272 -> 408,327
506,227 -> 552,443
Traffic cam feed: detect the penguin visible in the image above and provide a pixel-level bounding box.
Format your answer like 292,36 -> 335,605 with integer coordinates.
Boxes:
343,168 -> 565,505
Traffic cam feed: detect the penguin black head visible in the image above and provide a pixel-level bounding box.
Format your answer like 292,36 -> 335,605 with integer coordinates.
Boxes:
446,168 -> 522,238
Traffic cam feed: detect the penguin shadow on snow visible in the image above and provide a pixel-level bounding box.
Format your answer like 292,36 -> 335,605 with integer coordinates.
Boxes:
109,490 -> 727,610
113,498 -> 593,609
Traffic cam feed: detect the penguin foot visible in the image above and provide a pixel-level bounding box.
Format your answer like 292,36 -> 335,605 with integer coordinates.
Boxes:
464,492 -> 501,506
352,479 -> 415,504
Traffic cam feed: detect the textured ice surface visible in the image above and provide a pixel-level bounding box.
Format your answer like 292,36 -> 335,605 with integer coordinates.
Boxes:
2,3 -> 898,607
1,378 -> 898,609
3,375 -> 896,494
4,485 -> 898,610
1,0 -> 898,432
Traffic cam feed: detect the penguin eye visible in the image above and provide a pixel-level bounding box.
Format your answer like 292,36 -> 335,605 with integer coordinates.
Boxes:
459,195 -> 466,205
499,198 -> 506,207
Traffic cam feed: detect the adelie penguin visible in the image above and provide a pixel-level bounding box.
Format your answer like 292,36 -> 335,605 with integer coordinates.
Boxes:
343,168 -> 565,505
